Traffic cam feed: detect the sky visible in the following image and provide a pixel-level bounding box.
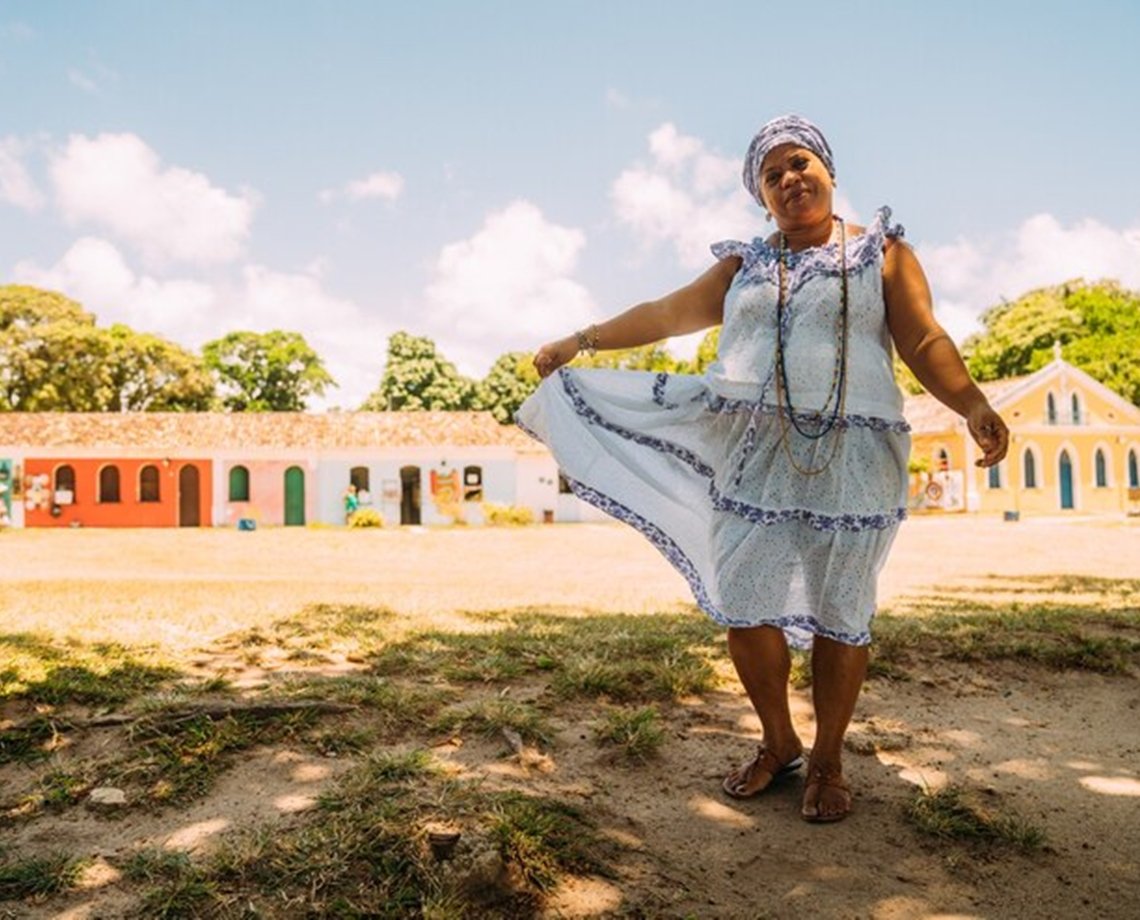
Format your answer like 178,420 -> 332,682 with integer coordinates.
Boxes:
1,0 -> 1138,410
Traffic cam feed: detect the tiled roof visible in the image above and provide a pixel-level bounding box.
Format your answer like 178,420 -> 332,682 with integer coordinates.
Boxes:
0,411 -> 543,452
903,377 -> 1029,432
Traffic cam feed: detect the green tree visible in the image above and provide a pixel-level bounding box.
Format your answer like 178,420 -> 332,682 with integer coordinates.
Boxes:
203,330 -> 335,411
577,342 -> 680,372
360,331 -> 477,411
106,325 -> 214,411
0,284 -> 213,411
893,353 -> 925,396
674,328 -> 721,375
962,279 -> 1140,405
476,351 -> 540,424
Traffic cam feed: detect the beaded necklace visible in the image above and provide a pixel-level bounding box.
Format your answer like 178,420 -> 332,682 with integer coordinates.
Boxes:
774,216 -> 849,476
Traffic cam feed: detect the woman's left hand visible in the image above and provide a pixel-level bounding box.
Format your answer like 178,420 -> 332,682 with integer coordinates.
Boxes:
966,403 -> 1009,467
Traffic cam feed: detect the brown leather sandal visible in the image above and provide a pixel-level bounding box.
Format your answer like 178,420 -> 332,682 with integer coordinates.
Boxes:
722,746 -> 804,799
801,763 -> 852,823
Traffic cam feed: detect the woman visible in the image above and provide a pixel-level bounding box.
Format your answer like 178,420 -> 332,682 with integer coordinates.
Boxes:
517,114 -> 1008,823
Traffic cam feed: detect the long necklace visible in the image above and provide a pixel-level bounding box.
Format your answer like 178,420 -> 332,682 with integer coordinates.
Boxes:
773,216 -> 849,476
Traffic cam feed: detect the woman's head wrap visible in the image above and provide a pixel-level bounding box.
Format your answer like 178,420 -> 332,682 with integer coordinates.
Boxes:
742,114 -> 835,207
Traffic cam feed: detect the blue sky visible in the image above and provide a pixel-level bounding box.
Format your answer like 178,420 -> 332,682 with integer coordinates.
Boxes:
2,1 -> 1138,408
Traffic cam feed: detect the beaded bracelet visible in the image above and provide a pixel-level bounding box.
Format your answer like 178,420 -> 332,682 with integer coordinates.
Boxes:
575,324 -> 599,357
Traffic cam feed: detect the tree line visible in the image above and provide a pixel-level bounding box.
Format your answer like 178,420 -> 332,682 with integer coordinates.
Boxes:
2,279 -> 1138,421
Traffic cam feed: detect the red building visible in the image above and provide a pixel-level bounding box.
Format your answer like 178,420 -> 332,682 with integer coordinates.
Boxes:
22,457 -> 212,528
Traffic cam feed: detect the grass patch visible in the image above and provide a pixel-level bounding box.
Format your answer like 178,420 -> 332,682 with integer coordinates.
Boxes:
129,748 -> 617,917
119,709 -> 318,805
0,633 -> 179,706
276,674 -> 450,730
0,715 -> 70,765
904,785 -> 1045,852
872,605 -> 1140,677
0,852 -> 87,901
369,611 -> 720,702
221,603 -> 398,657
593,705 -> 665,761
489,793 -> 615,891
433,699 -> 552,746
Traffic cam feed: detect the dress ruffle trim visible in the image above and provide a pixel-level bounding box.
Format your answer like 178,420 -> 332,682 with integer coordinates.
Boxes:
711,206 -> 904,296
556,473 -> 873,646
545,368 -> 907,533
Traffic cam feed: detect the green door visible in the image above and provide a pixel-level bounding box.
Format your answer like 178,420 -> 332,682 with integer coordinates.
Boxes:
284,466 -> 305,526
1059,451 -> 1074,510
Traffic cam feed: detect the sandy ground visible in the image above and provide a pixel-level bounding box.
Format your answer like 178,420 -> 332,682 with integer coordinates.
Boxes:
1,516 -> 1139,919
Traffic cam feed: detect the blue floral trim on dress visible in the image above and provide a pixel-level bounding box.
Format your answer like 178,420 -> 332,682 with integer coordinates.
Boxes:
712,206 -> 904,298
556,368 -> 906,532
559,369 -> 715,478
705,394 -> 911,433
560,474 -> 872,645
708,484 -> 907,532
652,372 -> 679,409
515,413 -> 875,644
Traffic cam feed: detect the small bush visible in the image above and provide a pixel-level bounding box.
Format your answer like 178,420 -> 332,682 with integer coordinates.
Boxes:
481,503 -> 535,526
347,507 -> 384,528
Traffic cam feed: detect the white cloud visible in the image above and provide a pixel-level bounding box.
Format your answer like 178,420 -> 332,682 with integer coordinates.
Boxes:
0,137 -> 43,211
12,239 -> 391,410
605,87 -> 631,109
50,133 -> 255,267
918,213 -> 1140,342
319,170 -> 404,204
612,122 -> 858,271
423,200 -> 597,374
67,68 -> 99,94
13,237 -> 219,343
0,22 -> 34,41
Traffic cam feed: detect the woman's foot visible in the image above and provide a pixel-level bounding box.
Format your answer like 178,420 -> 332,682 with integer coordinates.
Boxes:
800,760 -> 852,822
722,744 -> 804,799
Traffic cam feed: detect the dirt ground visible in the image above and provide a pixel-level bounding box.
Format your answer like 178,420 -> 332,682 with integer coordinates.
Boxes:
2,516 -> 1139,919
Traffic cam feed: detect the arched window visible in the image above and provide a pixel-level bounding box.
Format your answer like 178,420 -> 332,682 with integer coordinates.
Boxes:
55,465 -> 76,502
1070,393 -> 1081,425
98,465 -> 121,503
1046,393 -> 1057,424
463,465 -> 483,502
139,465 -> 160,502
988,464 -> 1002,489
1095,449 -> 1108,488
1023,450 -> 1037,489
229,465 -> 250,502
1130,450 -> 1139,489
350,466 -> 370,494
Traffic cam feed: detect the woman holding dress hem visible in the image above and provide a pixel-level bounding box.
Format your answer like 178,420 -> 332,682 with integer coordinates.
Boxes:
519,114 -> 1008,823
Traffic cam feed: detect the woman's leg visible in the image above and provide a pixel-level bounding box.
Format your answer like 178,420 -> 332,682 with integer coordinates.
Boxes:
723,625 -> 804,795
803,635 -> 868,819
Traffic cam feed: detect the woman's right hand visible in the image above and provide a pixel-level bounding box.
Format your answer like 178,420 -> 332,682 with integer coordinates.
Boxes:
532,336 -> 579,379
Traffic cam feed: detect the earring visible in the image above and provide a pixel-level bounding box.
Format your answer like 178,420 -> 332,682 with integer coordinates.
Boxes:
765,211 -> 773,222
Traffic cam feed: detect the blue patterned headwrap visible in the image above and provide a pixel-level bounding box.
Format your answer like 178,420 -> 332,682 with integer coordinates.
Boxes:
743,114 -> 835,207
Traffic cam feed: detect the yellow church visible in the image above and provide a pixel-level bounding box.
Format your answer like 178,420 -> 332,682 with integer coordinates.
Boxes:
904,347 -> 1140,516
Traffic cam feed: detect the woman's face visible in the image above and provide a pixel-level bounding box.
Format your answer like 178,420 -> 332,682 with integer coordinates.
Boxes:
758,144 -> 833,227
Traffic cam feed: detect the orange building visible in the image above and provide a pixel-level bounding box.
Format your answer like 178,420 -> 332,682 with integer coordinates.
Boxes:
905,353 -> 1140,516
20,457 -> 211,528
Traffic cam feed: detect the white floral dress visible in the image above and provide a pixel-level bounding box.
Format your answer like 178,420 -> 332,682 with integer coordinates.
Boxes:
516,207 -> 910,647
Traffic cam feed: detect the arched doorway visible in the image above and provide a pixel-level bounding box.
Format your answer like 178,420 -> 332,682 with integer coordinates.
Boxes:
178,465 -> 200,527
1059,451 -> 1074,510
400,466 -> 421,525
284,466 -> 305,526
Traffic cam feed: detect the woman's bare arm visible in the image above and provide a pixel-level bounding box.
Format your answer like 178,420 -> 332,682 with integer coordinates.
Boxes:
533,257 -> 738,377
884,241 -> 1009,467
